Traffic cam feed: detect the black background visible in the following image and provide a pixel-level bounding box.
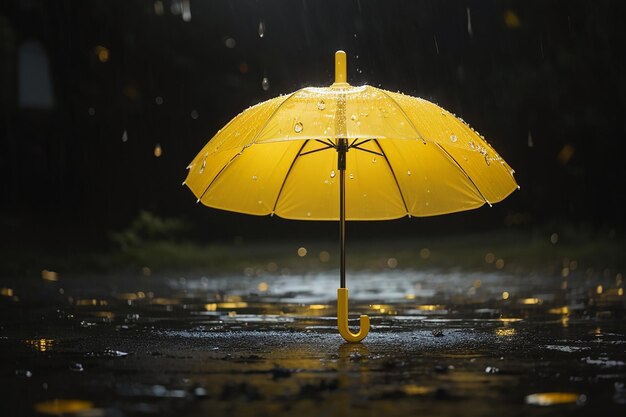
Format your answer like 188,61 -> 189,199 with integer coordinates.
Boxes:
1,0 -> 624,250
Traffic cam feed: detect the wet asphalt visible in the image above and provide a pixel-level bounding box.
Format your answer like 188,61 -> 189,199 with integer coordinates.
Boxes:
1,268 -> 625,416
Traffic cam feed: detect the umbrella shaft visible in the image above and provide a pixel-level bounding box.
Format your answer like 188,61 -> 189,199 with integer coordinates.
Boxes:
339,138 -> 347,289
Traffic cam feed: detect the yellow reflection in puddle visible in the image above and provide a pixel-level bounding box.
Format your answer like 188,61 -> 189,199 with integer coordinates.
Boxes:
75,299 -> 108,306
1,288 -> 14,297
525,392 -> 585,406
548,306 -> 569,315
117,293 -> 139,300
520,298 -> 541,305
495,327 -> 516,337
93,311 -> 115,320
403,385 -> 434,395
498,318 -> 523,323
219,302 -> 248,309
309,304 -> 328,310
370,304 -> 394,314
205,303 -> 217,311
41,270 -> 59,281
150,297 -> 181,305
25,338 -> 55,353
416,304 -> 446,311
34,399 -> 94,414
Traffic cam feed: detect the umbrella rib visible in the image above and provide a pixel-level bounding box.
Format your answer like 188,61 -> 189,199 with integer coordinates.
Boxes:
350,139 -> 372,148
372,139 -> 410,215
317,139 -> 336,148
378,90 -> 427,144
351,145 -> 383,157
197,150 -> 245,202
271,140 -> 310,213
300,145 -> 333,156
433,143 -> 491,206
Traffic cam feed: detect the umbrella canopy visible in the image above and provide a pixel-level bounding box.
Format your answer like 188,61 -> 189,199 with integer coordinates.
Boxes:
184,51 -> 518,342
185,71 -> 517,220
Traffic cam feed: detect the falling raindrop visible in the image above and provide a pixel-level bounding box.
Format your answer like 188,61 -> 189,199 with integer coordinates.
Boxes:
15,369 -> 32,378
224,37 -> 236,48
181,0 -> 191,22
121,129 -> 128,142
154,1 -> 164,16
87,107 -> 95,116
69,362 -> 84,372
466,8 -> 473,37
170,0 -> 182,15
527,130 -> 534,147
330,170 -> 336,178
190,110 -> 199,119
261,77 -> 270,91
317,100 -> 325,110
155,96 -> 164,105
450,134 -> 458,143
258,21 -> 265,38
433,35 -> 439,54
293,121 -> 303,133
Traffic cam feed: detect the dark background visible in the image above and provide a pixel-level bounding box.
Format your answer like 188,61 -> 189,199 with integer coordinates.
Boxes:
1,0 -> 625,253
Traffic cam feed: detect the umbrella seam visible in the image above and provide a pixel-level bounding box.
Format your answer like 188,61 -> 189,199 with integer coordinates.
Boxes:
378,90 -> 428,144
433,143 -> 491,206
271,140 -> 310,214
197,150 -> 245,203
248,88 -> 306,147
373,139 -> 410,215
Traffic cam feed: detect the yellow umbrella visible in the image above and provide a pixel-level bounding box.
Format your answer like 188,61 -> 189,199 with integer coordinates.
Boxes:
184,51 -> 518,342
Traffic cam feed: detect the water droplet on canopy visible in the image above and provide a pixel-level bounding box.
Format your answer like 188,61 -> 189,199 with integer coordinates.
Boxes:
121,129 -> 128,142
294,122 -> 303,133
317,100 -> 325,110
450,134 -> 458,143
330,170 -> 336,178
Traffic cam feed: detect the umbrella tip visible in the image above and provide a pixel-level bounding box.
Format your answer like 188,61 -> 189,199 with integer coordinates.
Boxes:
333,50 -> 348,86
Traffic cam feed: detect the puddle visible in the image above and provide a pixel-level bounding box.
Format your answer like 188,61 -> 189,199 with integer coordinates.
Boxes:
1,269 -> 625,416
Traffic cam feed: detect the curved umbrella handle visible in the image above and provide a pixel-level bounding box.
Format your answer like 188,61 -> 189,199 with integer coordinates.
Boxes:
337,288 -> 370,342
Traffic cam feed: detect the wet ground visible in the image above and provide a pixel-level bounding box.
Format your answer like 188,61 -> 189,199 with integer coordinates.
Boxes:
1,267 -> 625,416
